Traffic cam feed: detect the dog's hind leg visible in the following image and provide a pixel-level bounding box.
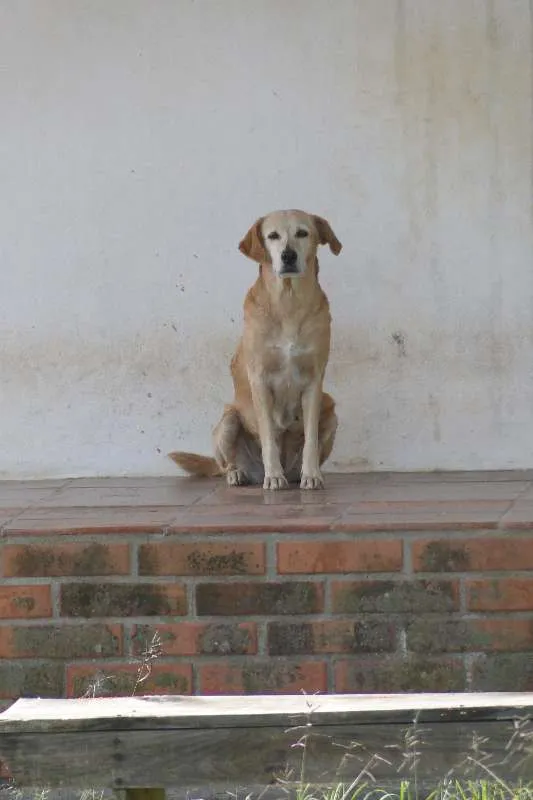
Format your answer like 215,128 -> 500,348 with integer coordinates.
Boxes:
213,405 -> 263,486
235,428 -> 264,485
318,392 -> 338,466
213,405 -> 245,485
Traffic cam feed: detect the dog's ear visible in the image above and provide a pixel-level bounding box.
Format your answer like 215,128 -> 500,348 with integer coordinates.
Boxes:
313,215 -> 342,255
239,217 -> 267,263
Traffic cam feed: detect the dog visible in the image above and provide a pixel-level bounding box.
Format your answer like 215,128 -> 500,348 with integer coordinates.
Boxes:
169,209 -> 342,490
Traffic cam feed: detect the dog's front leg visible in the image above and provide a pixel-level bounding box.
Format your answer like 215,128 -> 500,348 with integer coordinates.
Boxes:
249,377 -> 287,490
301,381 -> 324,490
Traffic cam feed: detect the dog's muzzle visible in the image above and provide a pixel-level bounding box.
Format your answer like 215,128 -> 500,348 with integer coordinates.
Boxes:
279,247 -> 299,275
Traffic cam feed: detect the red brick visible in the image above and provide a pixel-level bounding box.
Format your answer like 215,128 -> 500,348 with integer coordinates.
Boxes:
467,578 -> 533,611
413,537 -> 533,572
2,542 -> 130,577
0,662 -> 64,699
473,619 -> 533,651
335,656 -> 465,693
138,541 -> 265,576
470,653 -> 533,691
407,618 -> 533,653
196,582 -> 323,615
332,579 -> 459,613
60,583 -> 186,617
277,539 -> 402,574
0,623 -> 122,659
0,758 -> 12,779
199,660 -> 327,694
66,662 -> 192,697
132,622 -> 257,656
0,585 -> 52,619
268,620 -> 395,655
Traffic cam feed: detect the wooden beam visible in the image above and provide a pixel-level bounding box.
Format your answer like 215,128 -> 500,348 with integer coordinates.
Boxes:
2,692 -> 533,732
124,789 -> 166,800
1,694 -> 533,789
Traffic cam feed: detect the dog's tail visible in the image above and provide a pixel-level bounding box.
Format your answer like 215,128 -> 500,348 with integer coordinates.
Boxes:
168,451 -> 223,478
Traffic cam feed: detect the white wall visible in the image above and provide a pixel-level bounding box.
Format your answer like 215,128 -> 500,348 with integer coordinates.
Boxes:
1,0 -> 533,478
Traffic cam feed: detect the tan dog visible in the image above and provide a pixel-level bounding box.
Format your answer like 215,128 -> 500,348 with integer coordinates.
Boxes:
169,209 -> 342,490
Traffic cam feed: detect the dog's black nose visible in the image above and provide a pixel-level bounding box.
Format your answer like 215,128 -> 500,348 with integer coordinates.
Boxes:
281,248 -> 297,267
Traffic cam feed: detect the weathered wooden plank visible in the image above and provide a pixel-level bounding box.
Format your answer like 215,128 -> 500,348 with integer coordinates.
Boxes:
2,720 -> 533,788
125,789 -> 166,800
2,693 -> 533,733
3,694 -> 533,789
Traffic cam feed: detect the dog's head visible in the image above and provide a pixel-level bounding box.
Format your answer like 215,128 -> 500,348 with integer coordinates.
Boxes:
239,210 -> 342,277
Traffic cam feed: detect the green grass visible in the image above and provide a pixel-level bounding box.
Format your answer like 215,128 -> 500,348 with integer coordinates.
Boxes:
283,780 -> 533,800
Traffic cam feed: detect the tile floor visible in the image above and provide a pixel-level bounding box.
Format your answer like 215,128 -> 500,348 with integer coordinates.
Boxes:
1,470 -> 533,535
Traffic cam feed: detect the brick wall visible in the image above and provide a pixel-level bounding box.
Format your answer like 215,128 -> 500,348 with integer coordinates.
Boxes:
1,529 -> 533,699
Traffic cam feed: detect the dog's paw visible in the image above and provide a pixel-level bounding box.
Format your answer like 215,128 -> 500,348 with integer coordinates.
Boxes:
300,472 -> 325,490
227,468 -> 248,486
263,473 -> 289,490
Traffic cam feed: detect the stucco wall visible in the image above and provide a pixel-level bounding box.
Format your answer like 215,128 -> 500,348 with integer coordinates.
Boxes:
1,0 -> 532,478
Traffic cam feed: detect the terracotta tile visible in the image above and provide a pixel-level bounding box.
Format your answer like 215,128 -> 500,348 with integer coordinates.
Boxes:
0,479 -> 69,489
68,476 -> 214,488
3,506 -> 182,535
368,470 -> 533,484
0,487 -> 63,509
197,484 -> 357,506
38,483 -> 215,508
169,504 -> 345,533
0,473 -> 529,536
508,486 -> 533,502
343,483 -> 528,503
335,505 -> 505,532
0,509 -> 27,528
346,500 -> 511,514
194,473 -> 498,505
442,470 -> 533,482
499,507 -> 533,529
321,472 -> 397,485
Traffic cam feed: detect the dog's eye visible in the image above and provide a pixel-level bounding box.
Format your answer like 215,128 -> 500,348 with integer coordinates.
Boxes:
295,229 -> 309,238
267,231 -> 280,241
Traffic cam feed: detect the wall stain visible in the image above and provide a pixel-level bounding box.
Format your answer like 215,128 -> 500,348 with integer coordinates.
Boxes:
391,331 -> 407,358
428,393 -> 441,443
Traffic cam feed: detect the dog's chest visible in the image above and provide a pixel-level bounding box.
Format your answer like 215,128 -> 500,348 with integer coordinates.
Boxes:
263,329 -> 316,429
265,332 -> 315,386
